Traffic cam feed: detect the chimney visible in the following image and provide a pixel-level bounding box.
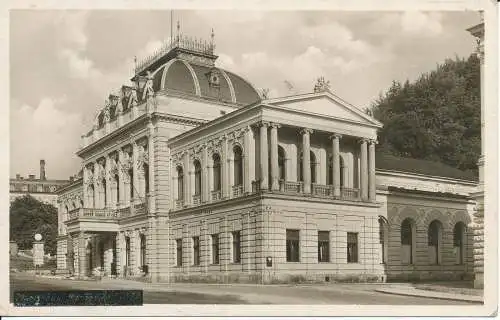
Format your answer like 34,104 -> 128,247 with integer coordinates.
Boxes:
40,159 -> 46,180
28,174 -> 35,180
16,174 -> 20,180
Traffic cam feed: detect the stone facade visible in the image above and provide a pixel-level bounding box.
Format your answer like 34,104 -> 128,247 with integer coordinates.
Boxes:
56,32 -> 479,284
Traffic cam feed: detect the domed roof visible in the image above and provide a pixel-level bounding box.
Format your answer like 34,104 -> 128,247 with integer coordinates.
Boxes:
150,58 -> 260,106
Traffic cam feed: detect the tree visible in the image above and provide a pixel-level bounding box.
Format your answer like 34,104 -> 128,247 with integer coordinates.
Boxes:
10,195 -> 58,255
369,54 -> 480,175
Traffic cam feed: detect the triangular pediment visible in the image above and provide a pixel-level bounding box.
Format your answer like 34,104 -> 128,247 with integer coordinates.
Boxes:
265,92 -> 382,128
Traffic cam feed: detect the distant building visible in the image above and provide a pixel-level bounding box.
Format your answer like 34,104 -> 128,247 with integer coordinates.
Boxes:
56,31 -> 479,284
10,160 -> 70,207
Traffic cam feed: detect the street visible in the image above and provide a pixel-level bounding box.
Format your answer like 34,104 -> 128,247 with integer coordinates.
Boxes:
10,273 -> 476,305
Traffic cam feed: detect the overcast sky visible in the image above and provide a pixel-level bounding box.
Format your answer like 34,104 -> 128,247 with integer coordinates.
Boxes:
10,10 -> 480,180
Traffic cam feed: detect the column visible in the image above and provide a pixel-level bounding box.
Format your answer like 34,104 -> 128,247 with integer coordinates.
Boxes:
222,135 -> 230,199
105,156 -> 112,208
147,122 -> 156,213
243,126 -> 252,193
115,232 -> 123,277
270,123 -> 280,191
330,134 -> 341,197
132,142 -> 139,203
78,232 -> 86,279
228,154 -> 234,196
183,152 -> 191,205
259,122 -> 269,190
368,139 -> 376,201
359,138 -> 368,201
301,128 -> 313,193
93,162 -> 100,208
202,145 -> 209,203
137,147 -> 146,199
118,151 -> 125,207
130,230 -> 139,275
82,166 -> 88,207
207,157 -> 214,202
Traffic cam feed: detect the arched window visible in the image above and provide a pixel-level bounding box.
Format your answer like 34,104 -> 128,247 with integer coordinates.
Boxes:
89,184 -> 95,208
401,218 -> 414,264
144,163 -> 150,195
379,217 -> 389,264
428,220 -> 442,265
453,222 -> 466,265
233,146 -> 243,186
278,146 -> 286,180
102,178 -> 107,206
115,174 -> 120,203
125,236 -> 131,267
140,234 -> 146,268
213,153 -> 221,191
298,151 -> 316,183
339,156 -> 345,188
327,156 -> 333,185
193,160 -> 202,195
176,166 -> 184,200
128,169 -> 134,199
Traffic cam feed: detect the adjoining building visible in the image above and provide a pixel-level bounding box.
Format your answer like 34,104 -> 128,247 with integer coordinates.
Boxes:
56,31 -> 479,283
10,160 -> 70,207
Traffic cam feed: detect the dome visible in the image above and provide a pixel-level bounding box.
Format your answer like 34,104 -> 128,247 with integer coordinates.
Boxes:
145,52 -> 260,106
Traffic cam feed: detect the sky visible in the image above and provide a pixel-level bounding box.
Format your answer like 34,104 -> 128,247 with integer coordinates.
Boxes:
9,10 -> 480,180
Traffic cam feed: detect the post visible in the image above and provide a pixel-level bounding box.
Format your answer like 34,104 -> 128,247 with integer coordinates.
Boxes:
330,133 -> 341,197
359,138 -> 368,201
270,123 -> 280,191
368,139 -> 377,201
259,122 -> 269,190
301,128 -> 313,193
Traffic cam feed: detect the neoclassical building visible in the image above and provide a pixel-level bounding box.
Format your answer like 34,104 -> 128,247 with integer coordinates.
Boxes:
56,32 -> 479,283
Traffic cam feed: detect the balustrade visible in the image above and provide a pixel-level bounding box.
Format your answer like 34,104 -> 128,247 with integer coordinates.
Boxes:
175,199 -> 185,209
312,184 -> 333,197
279,180 -> 304,194
211,190 -> 222,201
340,187 -> 361,201
192,194 -> 201,205
232,185 -> 243,198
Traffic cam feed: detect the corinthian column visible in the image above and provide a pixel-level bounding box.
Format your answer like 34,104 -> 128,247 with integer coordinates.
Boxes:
368,139 -> 377,201
259,122 -> 269,190
330,133 -> 341,197
301,128 -> 313,193
359,138 -> 368,201
270,123 -> 280,191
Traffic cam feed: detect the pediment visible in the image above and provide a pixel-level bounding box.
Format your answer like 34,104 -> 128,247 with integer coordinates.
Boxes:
266,92 -> 382,128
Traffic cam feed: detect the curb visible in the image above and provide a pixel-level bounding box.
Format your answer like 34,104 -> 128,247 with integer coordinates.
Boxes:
374,289 -> 483,304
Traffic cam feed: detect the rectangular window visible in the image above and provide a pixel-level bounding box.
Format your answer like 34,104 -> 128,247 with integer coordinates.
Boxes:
176,239 -> 183,267
347,232 -> 358,263
232,231 -> 241,263
192,237 -> 200,266
211,234 -> 219,265
318,231 -> 330,262
286,229 -> 300,262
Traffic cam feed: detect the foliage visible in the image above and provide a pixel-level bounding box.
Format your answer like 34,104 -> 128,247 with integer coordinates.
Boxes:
10,195 -> 58,255
369,54 -> 480,174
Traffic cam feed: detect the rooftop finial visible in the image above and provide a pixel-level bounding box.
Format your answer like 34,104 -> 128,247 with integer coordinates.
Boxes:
134,55 -> 137,74
210,28 -> 215,51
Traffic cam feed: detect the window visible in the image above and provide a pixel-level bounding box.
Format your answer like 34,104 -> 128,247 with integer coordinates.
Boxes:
176,239 -> 183,267
211,234 -> 220,264
286,229 -> 300,262
347,232 -> 358,263
177,166 -> 184,200
140,234 -> 146,267
125,236 -> 131,266
298,151 -> 316,183
194,160 -> 202,196
128,168 -> 134,199
401,218 -> 414,264
318,231 -> 330,262
232,231 -> 241,263
428,220 -> 442,265
144,163 -> 150,195
233,146 -> 243,186
102,179 -> 107,205
453,222 -> 466,265
115,174 -> 120,203
278,146 -> 286,180
213,154 -> 221,191
193,237 -> 200,266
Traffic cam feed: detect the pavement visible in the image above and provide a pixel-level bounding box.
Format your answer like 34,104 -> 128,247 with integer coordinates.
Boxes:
11,272 -> 483,305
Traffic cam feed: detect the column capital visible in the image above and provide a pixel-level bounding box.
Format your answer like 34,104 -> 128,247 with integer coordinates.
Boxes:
368,139 -> 378,145
329,133 -> 342,140
269,122 -> 281,129
358,137 -> 369,144
256,120 -> 270,128
300,128 -> 313,135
